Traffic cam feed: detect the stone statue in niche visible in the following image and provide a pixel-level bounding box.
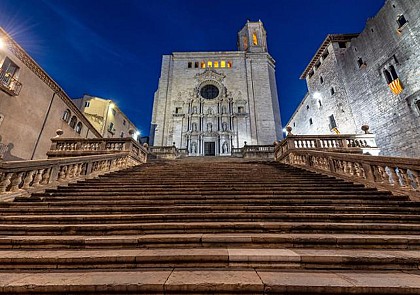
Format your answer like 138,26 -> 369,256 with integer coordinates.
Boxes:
207,123 -> 212,132
222,122 -> 228,131
222,142 -> 228,153
207,108 -> 213,115
191,142 -> 197,154
193,106 -> 198,114
221,106 -> 227,114
192,123 -> 198,132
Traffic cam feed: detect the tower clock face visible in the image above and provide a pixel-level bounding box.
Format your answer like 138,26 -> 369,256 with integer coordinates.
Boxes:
200,84 -> 219,99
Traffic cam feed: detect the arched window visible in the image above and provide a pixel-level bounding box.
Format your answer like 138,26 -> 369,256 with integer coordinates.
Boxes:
252,33 -> 258,45
69,116 -> 77,128
62,109 -> 71,122
75,122 -> 83,134
383,69 -> 392,84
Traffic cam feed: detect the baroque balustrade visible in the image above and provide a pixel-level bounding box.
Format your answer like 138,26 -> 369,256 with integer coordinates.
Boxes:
276,148 -> 420,200
0,138 -> 148,201
149,146 -> 181,159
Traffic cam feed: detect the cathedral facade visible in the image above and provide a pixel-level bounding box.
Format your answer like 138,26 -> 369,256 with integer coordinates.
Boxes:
150,21 -> 282,156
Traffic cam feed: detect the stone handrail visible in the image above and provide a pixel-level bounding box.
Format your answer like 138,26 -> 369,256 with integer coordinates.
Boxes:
149,146 -> 180,159
0,152 -> 138,201
48,137 -> 148,163
275,134 -> 380,159
276,149 -> 420,200
243,145 -> 275,159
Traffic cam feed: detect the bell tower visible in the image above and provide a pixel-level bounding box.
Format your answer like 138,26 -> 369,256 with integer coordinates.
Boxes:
237,20 -> 268,53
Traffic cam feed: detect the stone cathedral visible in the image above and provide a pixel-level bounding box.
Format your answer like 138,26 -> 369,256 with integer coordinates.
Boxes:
150,21 -> 282,156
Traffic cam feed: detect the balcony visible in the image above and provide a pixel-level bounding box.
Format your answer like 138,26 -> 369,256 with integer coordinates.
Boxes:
0,69 -> 22,96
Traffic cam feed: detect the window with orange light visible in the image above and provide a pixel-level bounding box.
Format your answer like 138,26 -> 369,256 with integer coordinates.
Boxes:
207,61 -> 213,68
220,61 -> 226,68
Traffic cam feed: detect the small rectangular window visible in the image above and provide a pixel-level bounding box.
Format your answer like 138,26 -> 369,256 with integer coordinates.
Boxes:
201,62 -> 206,68
308,70 -> 314,78
238,106 -> 244,113
309,118 -> 313,125
207,61 -> 213,68
329,114 -> 337,130
194,62 -> 199,68
397,15 -> 407,28
338,42 -> 347,48
0,57 -> 22,96
175,107 -> 182,114
112,109 -> 116,116
227,61 -> 232,68
314,60 -> 321,70
120,131 -> 124,138
187,62 -> 192,68
220,61 -> 226,68
123,120 -> 126,126
214,61 -> 219,68
322,50 -> 329,60
84,101 -> 90,107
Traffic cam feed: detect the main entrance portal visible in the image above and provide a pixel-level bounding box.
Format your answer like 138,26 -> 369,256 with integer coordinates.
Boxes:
204,142 -> 216,156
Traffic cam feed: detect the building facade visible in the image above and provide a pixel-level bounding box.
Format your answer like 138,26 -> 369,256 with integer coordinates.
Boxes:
150,21 -> 282,156
288,0 -> 420,157
73,95 -> 139,139
0,28 -> 101,161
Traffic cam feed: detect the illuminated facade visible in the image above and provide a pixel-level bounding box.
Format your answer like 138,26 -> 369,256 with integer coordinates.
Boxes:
73,95 -> 139,139
288,0 -> 420,157
150,21 -> 282,156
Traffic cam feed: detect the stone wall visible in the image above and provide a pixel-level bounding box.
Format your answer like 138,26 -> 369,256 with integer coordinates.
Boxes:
288,0 -> 420,157
0,28 -> 101,161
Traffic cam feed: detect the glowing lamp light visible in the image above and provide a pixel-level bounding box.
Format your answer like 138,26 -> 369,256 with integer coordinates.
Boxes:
134,131 -> 140,137
0,38 -> 5,49
313,91 -> 322,100
109,103 -> 115,109
282,128 -> 287,133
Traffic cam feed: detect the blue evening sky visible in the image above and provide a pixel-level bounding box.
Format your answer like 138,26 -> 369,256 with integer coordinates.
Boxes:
0,0 -> 384,136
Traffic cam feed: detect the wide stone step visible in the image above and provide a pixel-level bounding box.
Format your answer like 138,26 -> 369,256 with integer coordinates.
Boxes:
1,269 -> 420,294
2,233 -> 420,250
2,222 -> 420,235
1,248 -> 420,270
2,212 -> 420,224
2,204 -> 420,215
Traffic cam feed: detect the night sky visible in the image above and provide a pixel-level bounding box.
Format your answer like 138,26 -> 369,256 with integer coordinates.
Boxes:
0,0 -> 384,136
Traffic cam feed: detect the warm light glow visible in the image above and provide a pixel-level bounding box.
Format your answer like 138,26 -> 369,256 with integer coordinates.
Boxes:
252,33 -> 258,46
0,38 -> 4,49
207,61 -> 212,68
282,128 -> 287,133
313,92 -> 322,100
201,62 -> 206,68
220,61 -> 226,68
214,61 -> 219,68
109,103 -> 115,109
134,131 -> 140,137
227,61 -> 232,68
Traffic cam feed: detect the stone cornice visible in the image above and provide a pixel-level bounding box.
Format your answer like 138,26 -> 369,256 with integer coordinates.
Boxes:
0,27 -> 102,138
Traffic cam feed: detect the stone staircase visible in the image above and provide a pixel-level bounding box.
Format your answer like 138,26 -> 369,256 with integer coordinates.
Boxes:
1,157 -> 420,294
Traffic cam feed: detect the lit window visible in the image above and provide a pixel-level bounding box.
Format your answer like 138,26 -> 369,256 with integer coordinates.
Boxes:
220,61 -> 226,68
397,15 -> 407,29
207,61 -> 212,68
69,116 -> 77,128
75,122 -> 83,134
201,62 -> 206,68
252,33 -> 258,45
214,61 -> 219,68
62,109 -> 71,122
227,61 -> 232,68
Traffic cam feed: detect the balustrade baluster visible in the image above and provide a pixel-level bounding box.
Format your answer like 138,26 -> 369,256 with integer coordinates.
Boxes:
387,167 -> 399,186
0,173 -> 13,193
22,170 -> 36,189
10,172 -> 24,192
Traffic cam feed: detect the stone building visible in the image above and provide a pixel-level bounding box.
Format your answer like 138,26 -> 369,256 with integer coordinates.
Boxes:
73,95 -> 139,139
150,21 -> 282,156
0,28 -> 101,161
288,0 -> 420,157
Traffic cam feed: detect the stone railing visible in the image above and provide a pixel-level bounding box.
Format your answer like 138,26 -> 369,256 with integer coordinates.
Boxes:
275,133 -> 380,159
48,137 -> 148,163
243,145 -> 275,159
0,137 -> 148,201
0,153 -> 138,202
149,146 -> 180,160
276,149 -> 420,200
